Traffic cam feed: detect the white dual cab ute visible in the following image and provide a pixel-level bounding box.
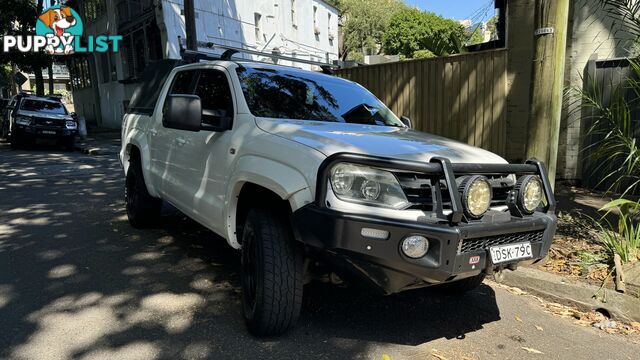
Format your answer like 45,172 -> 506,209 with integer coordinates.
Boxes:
120,48 -> 558,336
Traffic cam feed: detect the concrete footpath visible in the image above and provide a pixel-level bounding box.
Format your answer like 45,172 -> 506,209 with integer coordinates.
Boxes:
74,128 -> 121,156
500,266 -> 640,323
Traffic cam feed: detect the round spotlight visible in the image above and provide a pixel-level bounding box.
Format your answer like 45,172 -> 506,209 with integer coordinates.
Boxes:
516,175 -> 544,214
401,235 -> 430,259
459,175 -> 492,219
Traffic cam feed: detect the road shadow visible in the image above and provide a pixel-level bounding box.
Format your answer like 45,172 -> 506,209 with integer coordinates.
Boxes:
0,147 -> 500,359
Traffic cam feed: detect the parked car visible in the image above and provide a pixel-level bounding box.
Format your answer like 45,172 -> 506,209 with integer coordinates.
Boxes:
0,97 -> 13,139
120,54 -> 557,336
3,93 -> 78,149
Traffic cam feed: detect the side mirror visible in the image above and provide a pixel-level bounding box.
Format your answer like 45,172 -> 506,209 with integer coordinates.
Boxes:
401,116 -> 412,129
200,109 -> 233,132
163,94 -> 202,132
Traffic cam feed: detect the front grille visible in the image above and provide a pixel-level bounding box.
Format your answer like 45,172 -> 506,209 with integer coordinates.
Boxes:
394,171 -> 513,212
458,230 -> 545,254
34,117 -> 65,128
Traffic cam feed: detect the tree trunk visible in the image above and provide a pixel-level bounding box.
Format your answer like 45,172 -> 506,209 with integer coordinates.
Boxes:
526,0 -> 571,189
10,63 -> 19,95
48,63 -> 54,94
34,68 -> 44,96
183,0 -> 197,51
33,0 -> 46,96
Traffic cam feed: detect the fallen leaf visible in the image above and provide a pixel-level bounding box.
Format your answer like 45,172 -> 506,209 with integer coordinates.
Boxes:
535,325 -> 544,331
382,355 -> 391,360
431,353 -> 448,360
515,315 -> 523,323
522,347 -> 544,354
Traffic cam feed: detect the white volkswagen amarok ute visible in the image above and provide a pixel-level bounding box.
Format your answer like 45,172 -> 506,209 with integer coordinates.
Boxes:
120,49 -> 557,336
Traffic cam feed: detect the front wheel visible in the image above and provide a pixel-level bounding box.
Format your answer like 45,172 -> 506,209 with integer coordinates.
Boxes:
125,158 -> 162,228
241,208 -> 304,336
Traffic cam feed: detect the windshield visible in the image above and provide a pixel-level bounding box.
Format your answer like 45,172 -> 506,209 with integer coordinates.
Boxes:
20,99 -> 67,115
236,66 -> 404,126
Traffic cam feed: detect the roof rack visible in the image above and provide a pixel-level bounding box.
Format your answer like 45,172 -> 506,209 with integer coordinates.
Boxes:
178,38 -> 340,74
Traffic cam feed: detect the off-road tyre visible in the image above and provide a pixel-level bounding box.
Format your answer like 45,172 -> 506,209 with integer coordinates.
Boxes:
241,208 -> 304,336
125,157 -> 162,228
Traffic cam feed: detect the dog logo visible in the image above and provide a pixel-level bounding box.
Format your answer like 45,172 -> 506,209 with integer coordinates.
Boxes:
35,5 -> 83,55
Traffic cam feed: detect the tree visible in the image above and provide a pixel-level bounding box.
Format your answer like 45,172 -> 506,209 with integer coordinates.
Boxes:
0,0 -> 52,96
486,15 -> 499,41
465,26 -> 485,46
382,8 -> 466,58
412,49 -> 436,59
333,0 -> 407,61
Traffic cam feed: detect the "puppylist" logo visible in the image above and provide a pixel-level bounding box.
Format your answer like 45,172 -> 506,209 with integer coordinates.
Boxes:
2,4 -> 121,55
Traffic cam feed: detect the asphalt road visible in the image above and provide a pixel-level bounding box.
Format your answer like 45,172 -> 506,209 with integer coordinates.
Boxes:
1,142 -> 639,360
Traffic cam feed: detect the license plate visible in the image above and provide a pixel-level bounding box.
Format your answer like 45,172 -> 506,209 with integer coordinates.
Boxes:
489,242 -> 532,264
42,130 -> 56,135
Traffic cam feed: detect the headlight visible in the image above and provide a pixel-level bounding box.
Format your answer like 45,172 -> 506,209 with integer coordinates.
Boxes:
15,116 -> 32,126
516,175 -> 544,214
329,163 -> 409,209
66,120 -> 77,129
459,175 -> 492,219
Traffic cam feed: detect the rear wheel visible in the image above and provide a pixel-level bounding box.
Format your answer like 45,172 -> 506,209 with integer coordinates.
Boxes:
125,157 -> 162,228
241,208 -> 304,336
441,273 -> 486,294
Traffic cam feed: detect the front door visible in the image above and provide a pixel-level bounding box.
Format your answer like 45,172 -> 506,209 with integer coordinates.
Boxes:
148,69 -> 198,207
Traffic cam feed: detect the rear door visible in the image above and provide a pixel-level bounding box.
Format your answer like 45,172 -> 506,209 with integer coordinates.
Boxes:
148,69 -> 198,206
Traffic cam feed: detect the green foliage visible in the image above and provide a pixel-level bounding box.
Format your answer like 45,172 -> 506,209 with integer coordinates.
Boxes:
382,8 -> 466,58
486,15 -> 499,41
596,199 -> 640,263
566,60 -> 640,195
336,0 -> 407,60
465,26 -> 485,46
412,49 -> 437,59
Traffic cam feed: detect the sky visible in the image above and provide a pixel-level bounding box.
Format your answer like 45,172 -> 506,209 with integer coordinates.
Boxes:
406,0 -> 497,22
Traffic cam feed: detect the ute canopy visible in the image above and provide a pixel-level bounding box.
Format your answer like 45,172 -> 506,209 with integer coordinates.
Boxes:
127,59 -> 185,115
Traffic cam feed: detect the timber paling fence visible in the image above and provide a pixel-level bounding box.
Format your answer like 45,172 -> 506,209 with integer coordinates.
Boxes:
337,49 -> 508,157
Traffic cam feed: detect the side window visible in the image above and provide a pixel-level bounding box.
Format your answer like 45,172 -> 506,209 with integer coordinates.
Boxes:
194,70 -> 234,125
169,70 -> 197,95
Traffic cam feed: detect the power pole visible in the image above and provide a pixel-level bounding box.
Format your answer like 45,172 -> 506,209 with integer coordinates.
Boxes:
526,0 -> 570,188
184,0 -> 198,51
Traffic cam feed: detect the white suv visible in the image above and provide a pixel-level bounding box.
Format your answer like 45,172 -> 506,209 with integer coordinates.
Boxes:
120,54 -> 557,336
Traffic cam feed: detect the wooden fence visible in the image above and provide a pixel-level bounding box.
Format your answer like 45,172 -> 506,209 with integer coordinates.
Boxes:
337,49 -> 508,156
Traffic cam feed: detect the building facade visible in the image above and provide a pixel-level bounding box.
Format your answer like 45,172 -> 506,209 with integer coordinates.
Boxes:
70,0 -> 340,128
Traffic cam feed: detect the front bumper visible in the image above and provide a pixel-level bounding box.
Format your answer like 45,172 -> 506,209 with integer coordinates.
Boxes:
293,206 -> 556,294
13,124 -> 78,139
292,153 -> 558,294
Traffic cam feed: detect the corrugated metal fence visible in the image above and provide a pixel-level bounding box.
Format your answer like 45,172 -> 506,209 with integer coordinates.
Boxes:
337,49 -> 508,157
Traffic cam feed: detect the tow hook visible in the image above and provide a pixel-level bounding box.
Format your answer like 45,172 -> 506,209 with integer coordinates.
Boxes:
488,263 -> 518,283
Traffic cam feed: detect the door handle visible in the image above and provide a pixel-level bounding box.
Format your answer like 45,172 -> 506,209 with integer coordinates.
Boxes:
176,137 -> 187,146
149,129 -> 158,136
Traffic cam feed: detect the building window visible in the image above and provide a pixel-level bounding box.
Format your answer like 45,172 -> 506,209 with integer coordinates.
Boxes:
121,22 -> 163,79
328,13 -> 333,45
291,0 -> 297,28
313,6 -> 320,36
83,0 -> 106,23
69,57 -> 92,90
254,13 -> 263,43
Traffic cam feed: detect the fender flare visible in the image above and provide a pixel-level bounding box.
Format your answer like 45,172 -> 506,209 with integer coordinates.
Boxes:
122,131 -> 159,198
224,155 -> 314,249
